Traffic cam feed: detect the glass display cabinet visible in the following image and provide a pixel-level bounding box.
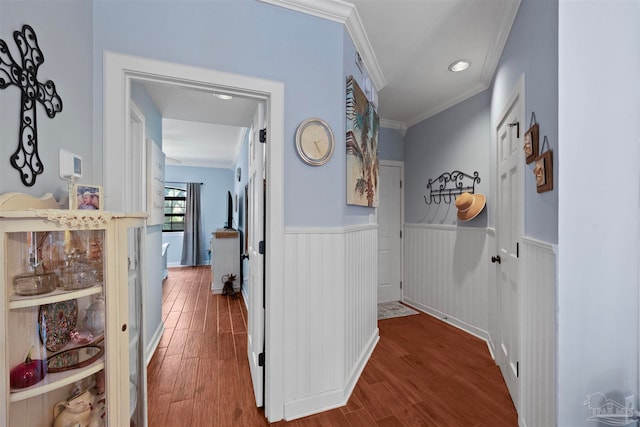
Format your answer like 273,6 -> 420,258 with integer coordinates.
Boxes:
0,193 -> 147,427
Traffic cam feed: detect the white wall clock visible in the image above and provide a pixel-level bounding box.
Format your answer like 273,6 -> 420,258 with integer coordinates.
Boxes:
295,118 -> 335,166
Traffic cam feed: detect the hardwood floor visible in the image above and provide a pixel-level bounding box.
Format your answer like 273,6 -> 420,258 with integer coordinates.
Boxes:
147,266 -> 517,426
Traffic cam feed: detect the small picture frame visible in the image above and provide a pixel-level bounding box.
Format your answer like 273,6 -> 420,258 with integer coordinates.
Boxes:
533,150 -> 553,193
524,123 -> 539,164
70,184 -> 102,210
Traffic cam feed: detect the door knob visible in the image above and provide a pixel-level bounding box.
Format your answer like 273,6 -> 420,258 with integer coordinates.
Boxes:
491,255 -> 501,264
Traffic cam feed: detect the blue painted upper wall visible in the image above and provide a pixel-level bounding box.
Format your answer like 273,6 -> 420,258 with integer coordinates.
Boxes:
403,0 -> 558,243
491,0 -> 558,243
130,81 -> 162,149
378,127 -> 404,162
0,1 -> 93,201
164,165 -> 234,264
92,0 -> 361,228
404,90 -> 491,226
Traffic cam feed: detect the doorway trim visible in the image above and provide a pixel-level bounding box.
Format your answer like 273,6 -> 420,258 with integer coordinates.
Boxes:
103,51 -> 286,421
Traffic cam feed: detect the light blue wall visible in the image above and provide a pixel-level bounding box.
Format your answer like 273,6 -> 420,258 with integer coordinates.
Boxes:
164,165 -> 234,266
491,0 -> 558,244
404,90 -> 491,226
558,2 -> 640,425
0,1 -> 93,201
378,127 -> 404,162
92,0 -> 357,228
130,81 -> 162,147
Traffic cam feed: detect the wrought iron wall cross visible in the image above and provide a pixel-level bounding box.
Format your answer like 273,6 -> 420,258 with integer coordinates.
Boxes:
0,24 -> 63,186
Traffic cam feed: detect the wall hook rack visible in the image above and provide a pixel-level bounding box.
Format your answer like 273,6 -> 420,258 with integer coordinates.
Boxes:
424,170 -> 481,205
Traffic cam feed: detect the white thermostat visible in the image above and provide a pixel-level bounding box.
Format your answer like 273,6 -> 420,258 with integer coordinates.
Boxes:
59,149 -> 83,179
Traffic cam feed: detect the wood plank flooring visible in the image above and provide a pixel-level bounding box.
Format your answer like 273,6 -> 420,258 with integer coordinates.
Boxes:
147,266 -> 517,426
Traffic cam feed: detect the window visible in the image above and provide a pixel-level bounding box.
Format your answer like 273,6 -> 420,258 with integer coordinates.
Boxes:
163,186 -> 186,231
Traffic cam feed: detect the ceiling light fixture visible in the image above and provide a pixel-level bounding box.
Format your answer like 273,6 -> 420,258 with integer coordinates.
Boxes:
448,59 -> 471,72
213,93 -> 233,100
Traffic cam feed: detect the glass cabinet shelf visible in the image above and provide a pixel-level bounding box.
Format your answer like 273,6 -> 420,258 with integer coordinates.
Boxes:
9,285 -> 102,309
9,359 -> 104,403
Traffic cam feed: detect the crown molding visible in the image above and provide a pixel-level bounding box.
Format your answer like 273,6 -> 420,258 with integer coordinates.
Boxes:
479,0 -> 521,88
405,82 -> 489,129
258,0 -> 387,91
379,118 -> 407,136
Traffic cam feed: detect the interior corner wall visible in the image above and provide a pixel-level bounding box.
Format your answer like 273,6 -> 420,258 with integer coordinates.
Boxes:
404,89 -> 491,227
0,1 -> 93,201
558,2 -> 640,426
401,89 -> 492,340
378,127 -> 404,162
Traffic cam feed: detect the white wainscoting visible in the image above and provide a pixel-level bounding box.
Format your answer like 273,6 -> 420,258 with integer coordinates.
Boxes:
282,225 -> 379,420
520,236 -> 557,427
404,224 -> 557,427
403,223 -> 490,340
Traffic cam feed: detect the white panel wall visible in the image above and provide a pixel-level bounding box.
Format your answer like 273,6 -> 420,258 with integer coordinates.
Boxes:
405,224 -> 557,426
520,236 -> 556,427
403,224 -> 490,339
282,225 -> 378,420
344,226 -> 379,384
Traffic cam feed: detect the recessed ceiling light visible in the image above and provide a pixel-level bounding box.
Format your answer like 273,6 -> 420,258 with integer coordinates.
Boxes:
213,93 -> 233,100
448,60 -> 471,72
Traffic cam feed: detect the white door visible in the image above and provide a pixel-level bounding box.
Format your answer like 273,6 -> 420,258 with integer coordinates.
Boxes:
247,103 -> 265,407
495,82 -> 523,410
377,163 -> 403,303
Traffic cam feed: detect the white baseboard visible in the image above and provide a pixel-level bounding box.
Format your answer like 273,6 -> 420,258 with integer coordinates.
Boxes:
342,328 -> 379,401
145,321 -> 165,366
283,329 -> 379,421
402,297 -> 491,344
241,286 -> 249,309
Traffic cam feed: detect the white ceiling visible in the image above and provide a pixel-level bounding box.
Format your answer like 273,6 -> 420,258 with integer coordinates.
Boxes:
147,0 -> 520,166
142,81 -> 258,168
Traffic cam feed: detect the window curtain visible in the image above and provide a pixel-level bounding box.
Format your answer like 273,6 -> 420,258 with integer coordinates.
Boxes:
181,182 -> 202,266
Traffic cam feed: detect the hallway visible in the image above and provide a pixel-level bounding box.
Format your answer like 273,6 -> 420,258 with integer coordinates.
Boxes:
147,266 -> 517,426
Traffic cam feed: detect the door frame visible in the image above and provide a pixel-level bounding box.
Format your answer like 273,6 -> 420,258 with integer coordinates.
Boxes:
103,51 -> 286,421
376,160 -> 404,302
494,74 -> 525,412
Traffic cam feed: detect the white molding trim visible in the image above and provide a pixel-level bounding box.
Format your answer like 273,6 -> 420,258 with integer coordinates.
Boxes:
403,298 -> 491,344
145,321 -> 164,366
258,0 -> 386,92
283,331 -> 379,421
406,82 -> 489,128
522,235 -> 557,254
285,223 -> 377,235
380,118 -> 407,136
405,222 -> 489,233
480,0 -> 521,86
103,51 -> 286,421
341,330 -> 379,405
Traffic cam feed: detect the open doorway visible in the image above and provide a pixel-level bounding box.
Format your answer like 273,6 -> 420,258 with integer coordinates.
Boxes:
103,52 -> 286,421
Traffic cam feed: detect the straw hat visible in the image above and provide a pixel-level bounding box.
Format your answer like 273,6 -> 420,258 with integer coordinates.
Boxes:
455,192 -> 486,221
